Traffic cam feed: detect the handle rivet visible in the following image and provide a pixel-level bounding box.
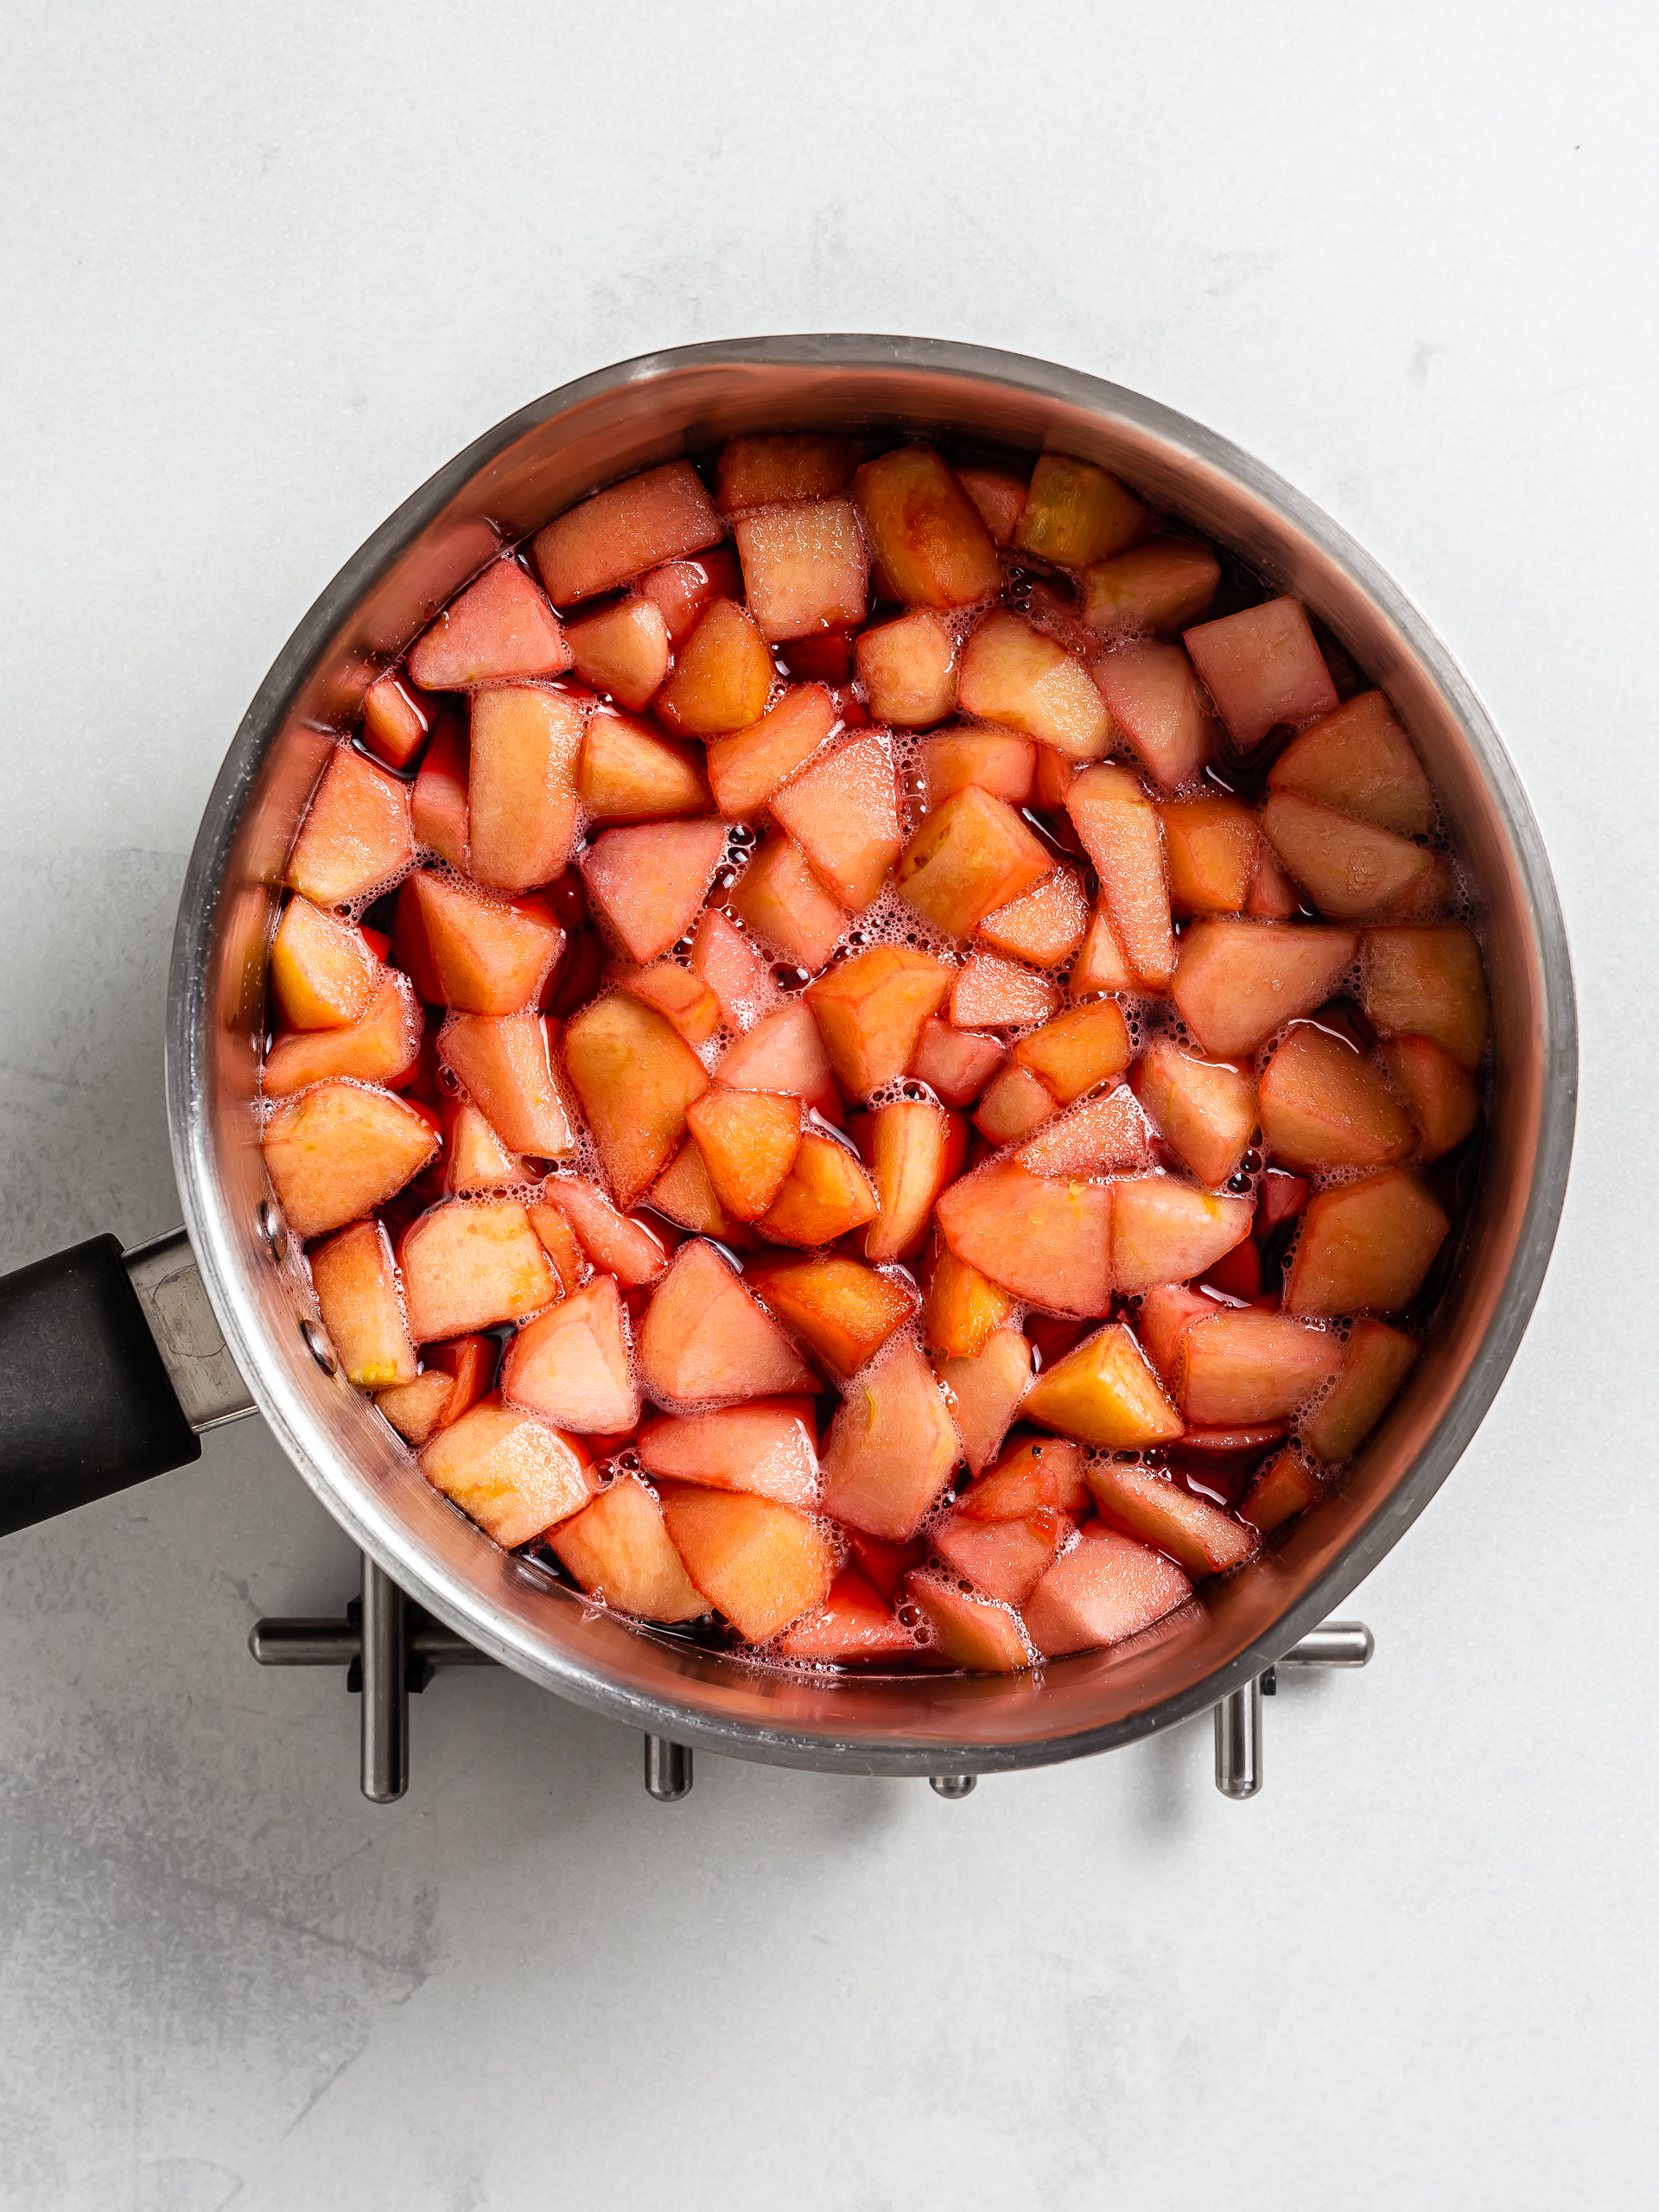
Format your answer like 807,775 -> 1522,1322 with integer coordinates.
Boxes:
257,1198 -> 288,1263
300,1318 -> 337,1376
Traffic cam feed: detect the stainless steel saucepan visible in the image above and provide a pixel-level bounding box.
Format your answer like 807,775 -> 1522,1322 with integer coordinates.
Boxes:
0,336 -> 1577,1779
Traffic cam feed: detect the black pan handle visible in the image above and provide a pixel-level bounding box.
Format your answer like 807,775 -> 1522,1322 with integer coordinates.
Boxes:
0,1230 -> 254,1537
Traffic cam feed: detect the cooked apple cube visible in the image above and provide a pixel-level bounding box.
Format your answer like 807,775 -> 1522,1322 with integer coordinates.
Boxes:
1261,791 -> 1433,922
563,597 -> 671,710
908,1015 -> 1006,1107
263,1080 -> 438,1240
1016,1086 -> 1151,1177
1080,537 -> 1222,639
748,1256 -> 916,1382
806,944 -> 954,1095
715,1000 -> 837,1114
360,671 -> 431,771
638,1395 -> 819,1509
421,1397 -> 594,1548
648,1139 -> 734,1236
685,1089 -> 803,1219
270,897 -> 380,1030
935,1327 -> 1031,1474
957,1439 -> 1063,1521
1174,1309 -> 1342,1424
264,970 -> 423,1096
733,498 -> 868,641
974,1063 -> 1056,1146
1359,925 -> 1489,1070
819,1338 -> 960,1541
562,992 -> 709,1207
932,1509 -> 1066,1610
534,461 -> 726,606
923,1244 -> 1015,1357
861,1098 -> 963,1261
1065,764 -> 1175,988
636,1239 -> 815,1406
759,1131 -> 880,1248
1092,639 -> 1217,792
957,610 -> 1111,760
524,1195 -> 588,1294
376,1368 -> 463,1447
1381,1034 -> 1478,1161
1157,796 -> 1259,916
578,708 -> 708,823
1110,1177 -> 1254,1294
467,686 -> 582,894
400,1198 -> 556,1340
501,1274 -> 638,1434
581,817 -> 726,967
1248,837 -> 1300,919
550,1475 -> 708,1620
406,871 -> 564,1014
1237,1446 -> 1324,1535
1022,1524 -> 1192,1656
286,745 -> 416,908
715,432 -> 860,512
1267,690 -> 1433,836
906,1572 -> 1030,1673
1023,1322 -> 1184,1448
1137,1282 -> 1219,1382
773,1567 -> 918,1662
706,683 -> 837,818
1014,452 -> 1149,568
652,598 -> 773,738
1086,1460 -> 1256,1577
660,1486 -> 836,1644
950,954 -> 1059,1030
937,1159 -> 1113,1315
770,732 -> 903,912
1259,1023 -> 1416,1171
633,546 -> 743,645
1300,1316 -> 1421,1462
915,728 -> 1036,812
1133,1037 -> 1257,1186
728,836 -> 849,971
690,908 -> 774,1031
309,1218 -> 417,1389
852,446 -> 1001,608
437,1012 -> 572,1157
1010,999 -> 1133,1104
955,459 -> 1029,547
896,783 -> 1054,938
1285,1169 -> 1450,1317
1183,597 -> 1338,751
856,612 -> 957,727
442,1099 -> 526,1192
410,719 -> 470,872
1071,901 -> 1138,994
1171,919 -> 1359,1057
976,866 -> 1090,969
407,559 -> 571,689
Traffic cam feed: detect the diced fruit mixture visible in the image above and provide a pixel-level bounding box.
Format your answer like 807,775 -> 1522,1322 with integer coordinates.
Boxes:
262,429 -> 1488,1677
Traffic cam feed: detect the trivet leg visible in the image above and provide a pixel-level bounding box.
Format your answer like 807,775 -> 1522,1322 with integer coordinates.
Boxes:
644,1735 -> 693,1802
1214,1675 -> 1262,1800
360,1554 -> 410,1803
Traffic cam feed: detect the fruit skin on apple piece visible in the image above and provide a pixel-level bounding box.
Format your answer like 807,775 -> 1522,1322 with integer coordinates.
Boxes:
976,866 -> 1090,969
647,1138 -> 734,1237
861,1097 -> 964,1262
690,908 -> 775,1032
578,708 -> 709,823
733,498 -> 869,641
1170,918 -> 1359,1058
1137,1282 -> 1221,1382
957,610 -> 1111,760
1300,1316 -> 1421,1461
1065,764 -> 1175,988
1260,791 -> 1433,922
1023,1322 -> 1185,1448
819,1338 -> 962,1541
308,1218 -> 417,1388
399,1198 -> 557,1341
1381,1033 -> 1479,1161
1183,596 -> 1338,752
958,1436 -> 1085,1518
1022,1523 -> 1193,1658
747,1256 -> 916,1383
1173,1309 -> 1342,1424
934,1326 -> 1032,1474
1071,901 -> 1138,995
550,1475 -> 709,1622
632,548 -> 744,645
907,1015 -> 1005,1108
715,1001 -> 838,1116
286,745 -> 416,909
937,1159 -> 1113,1316
525,1197 -> 588,1294
1359,925 -> 1489,1071
653,598 -> 774,737
437,1011 -> 574,1157
1239,1446 -> 1325,1535
684,1088 -> 804,1220
500,1273 -> 639,1435
264,970 -> 423,1096
758,1131 -> 880,1248
262,1080 -> 440,1240
638,1395 -> 820,1509
562,597 -> 671,711
1079,537 -> 1222,640
728,836 -> 850,972
1284,1168 -> 1450,1318
271,896 -> 381,1030
770,731 -> 904,912
706,683 -> 838,818
442,1098 -> 527,1193
915,728 -> 1037,811
851,446 -> 1002,609
955,459 -> 1030,548
931,1506 -> 1068,1610
806,944 -> 955,1096
659,1485 -> 837,1644
411,718 -> 470,873
1016,1086 -> 1151,1178
420,1396 -> 595,1549
1247,836 -> 1301,919
1086,1459 -> 1257,1578
561,992 -> 709,1208
715,433 -> 860,513
974,1063 -> 1056,1147
1132,1037 -> 1257,1187
1091,639 -> 1217,792
1268,690 -> 1433,836
855,612 -> 957,728
1010,999 -> 1133,1104
1258,1022 -> 1416,1171
1157,796 -> 1260,916
406,871 -> 565,1014
895,782 -> 1055,938
533,1173 -> 669,1289
581,817 -> 727,967
467,685 -> 583,895
360,671 -> 432,772
1014,452 -> 1150,568
773,1566 -> 919,1662
620,961 -> 722,1047
407,559 -> 572,689
923,1243 -> 1015,1358
636,1239 -> 816,1407
534,461 -> 727,607
1110,1177 -> 1255,1295
950,953 -> 1059,1030
906,1572 -> 1032,1673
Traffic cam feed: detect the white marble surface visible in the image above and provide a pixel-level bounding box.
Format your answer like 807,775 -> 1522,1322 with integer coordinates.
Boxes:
2,4 -> 1652,2206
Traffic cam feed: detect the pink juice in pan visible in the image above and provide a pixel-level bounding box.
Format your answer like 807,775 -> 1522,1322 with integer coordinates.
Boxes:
259,434 -> 1488,1675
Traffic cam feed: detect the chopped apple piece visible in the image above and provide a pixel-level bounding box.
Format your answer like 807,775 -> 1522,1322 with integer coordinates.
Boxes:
535,1173 -> 670,1286
950,953 -> 1059,1029
771,732 -> 903,911
685,1089 -> 803,1219
1359,926 -> 1489,1071
820,1338 -> 961,1541
400,1198 -> 556,1340
1023,1322 -> 1184,1448
406,871 -> 564,1014
774,1567 -> 918,1662
578,708 -> 708,822
1092,639 -> 1216,791
906,1572 -> 1030,1673
937,1159 -> 1113,1315
525,1197 -> 588,1292
1268,690 -> 1433,836
1261,791 -> 1432,922
1071,902 -> 1138,995
466,686 -> 582,894
1137,1282 -> 1218,1381
659,1487 -> 836,1643
1014,452 -> 1149,567
690,908 -> 775,1031
716,999 -> 837,1113
270,897 -> 380,1030
1301,1317 -> 1421,1462
309,1218 -> 417,1388
443,1099 -> 526,1193
1158,796 -> 1259,915
1171,919 -> 1359,1057
759,1130 -> 880,1248
935,1327 -> 1031,1474
806,944 -> 954,1095
648,1138 -> 734,1236
908,1015 -> 1005,1107
733,498 -> 868,640
956,459 -> 1029,547
407,559 -> 571,688
563,598 -> 671,709
976,867 -> 1089,969
550,1476 -> 708,1619
932,1508 -> 1065,1610
916,728 -> 1036,812
1238,1446 -> 1324,1535
923,1244 -> 1015,1358
502,1274 -> 639,1434
1248,836 -> 1300,919
706,683 -> 837,818
1086,1460 -> 1256,1577
1010,999 -> 1133,1104
634,547 -> 744,645
377,1353 -> 472,1447
264,970 -> 423,1096
437,1012 -> 573,1157
653,598 -> 773,737
856,611 -> 957,727
1259,1024 -> 1415,1171
715,432 -> 860,512
1184,596 -> 1338,751
749,1256 -> 915,1382
1110,1178 -> 1254,1294
1381,1034 -> 1478,1161
420,1397 -> 594,1548
728,836 -> 849,970
896,783 -> 1054,938
620,962 -> 721,1047
582,817 -> 726,966
534,461 -> 726,606
974,1063 -> 1055,1146
263,1080 -> 438,1240
410,719 -> 470,872
1174,1309 -> 1342,1423
1080,537 -> 1222,639
286,745 -> 416,908
957,1439 -> 1064,1520
1286,1169 -> 1448,1318
639,1396 -> 819,1508
1023,1524 -> 1192,1656
360,671 -> 431,771
852,446 -> 1001,609
1132,1038 -> 1257,1186
561,993 -> 709,1207
957,611 -> 1111,760
861,1098 -> 963,1261
636,1240 -> 815,1406
1064,764 -> 1174,989
1017,1086 -> 1150,1177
